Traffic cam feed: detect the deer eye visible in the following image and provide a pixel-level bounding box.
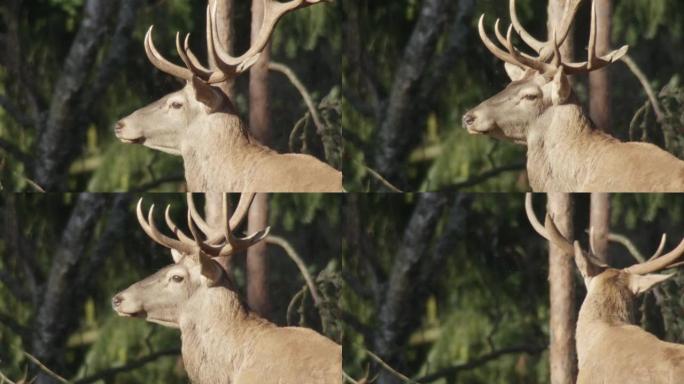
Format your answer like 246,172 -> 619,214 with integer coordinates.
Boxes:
170,102 -> 183,109
170,275 -> 184,283
522,93 -> 538,101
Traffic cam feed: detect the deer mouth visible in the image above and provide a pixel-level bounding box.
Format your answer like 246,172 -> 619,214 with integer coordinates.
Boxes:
117,136 -> 146,145
115,308 -> 147,319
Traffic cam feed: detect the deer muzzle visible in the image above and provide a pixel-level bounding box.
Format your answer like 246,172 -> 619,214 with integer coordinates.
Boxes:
114,120 -> 145,144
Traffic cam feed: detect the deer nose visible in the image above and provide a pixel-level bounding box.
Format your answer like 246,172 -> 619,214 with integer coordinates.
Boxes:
114,121 -> 125,134
462,113 -> 476,127
112,295 -> 124,308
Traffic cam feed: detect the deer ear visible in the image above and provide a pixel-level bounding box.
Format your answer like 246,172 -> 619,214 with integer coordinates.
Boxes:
170,249 -> 184,263
550,67 -> 571,105
198,251 -> 223,287
573,241 -> 593,281
504,63 -> 527,81
628,273 -> 674,295
191,77 -> 224,113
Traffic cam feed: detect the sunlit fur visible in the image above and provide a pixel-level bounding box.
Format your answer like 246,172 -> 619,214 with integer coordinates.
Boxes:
465,71 -> 684,192
113,255 -> 341,383
116,83 -> 343,192
576,269 -> 684,383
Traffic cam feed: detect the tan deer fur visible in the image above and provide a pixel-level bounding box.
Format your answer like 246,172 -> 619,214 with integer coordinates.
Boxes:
526,194 -> 684,383
575,268 -> 684,383
112,194 -> 342,383
117,83 -> 342,192
115,1 -> 342,192
463,0 -> 684,192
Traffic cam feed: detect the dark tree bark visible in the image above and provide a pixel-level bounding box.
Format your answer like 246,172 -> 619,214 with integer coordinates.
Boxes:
372,0 -> 449,187
33,0 -> 115,189
0,194 -> 131,383
246,0 -> 272,318
342,0 -> 474,189
29,194 -> 109,384
0,0 -> 143,190
546,2 -> 579,382
373,193 -> 451,384
246,193 -> 271,318
589,0 -> 613,133
546,193 -> 577,384
590,194 -> 611,262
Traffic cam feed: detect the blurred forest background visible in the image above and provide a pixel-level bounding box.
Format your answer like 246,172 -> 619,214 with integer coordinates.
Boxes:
0,0 -> 340,192
0,193 -> 341,383
343,0 -> 684,191
342,193 -> 684,383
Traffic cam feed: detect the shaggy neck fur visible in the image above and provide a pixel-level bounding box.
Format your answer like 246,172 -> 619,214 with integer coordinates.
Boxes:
575,274 -> 635,365
181,112 -> 274,192
526,103 -> 617,192
179,283 -> 274,383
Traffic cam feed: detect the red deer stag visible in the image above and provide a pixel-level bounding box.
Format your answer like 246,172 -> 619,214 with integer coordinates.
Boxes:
525,194 -> 684,383
112,193 -> 342,383
115,1 -> 342,192
463,0 -> 684,192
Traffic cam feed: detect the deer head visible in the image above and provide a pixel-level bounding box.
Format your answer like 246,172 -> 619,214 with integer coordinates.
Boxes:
114,0 -> 322,154
111,193 -> 269,328
463,0 -> 628,144
525,194 -> 684,324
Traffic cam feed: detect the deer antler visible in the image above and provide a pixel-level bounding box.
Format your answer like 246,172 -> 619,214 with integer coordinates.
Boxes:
143,1 -> 323,85
207,0 -> 323,83
136,194 -> 270,261
525,194 -> 608,271
526,194 -> 684,276
479,0 -> 628,76
624,236 -> 684,275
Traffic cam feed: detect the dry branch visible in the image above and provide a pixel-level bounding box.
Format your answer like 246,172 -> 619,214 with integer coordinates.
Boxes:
266,235 -> 321,306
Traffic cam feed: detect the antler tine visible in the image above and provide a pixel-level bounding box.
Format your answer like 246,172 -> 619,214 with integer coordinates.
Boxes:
648,234 -> 668,261
186,193 -> 215,238
504,25 -> 553,73
209,0 -> 320,81
186,208 -> 226,257
177,33 -> 214,79
509,0 -> 545,53
625,237 -> 684,275
229,193 -> 256,230
589,227 -> 597,256
560,0 -> 629,75
525,194 -> 575,255
136,199 -> 196,255
587,0 -> 598,70
217,193 -> 270,257
164,204 -> 196,245
144,26 -> 194,81
478,15 -> 524,68
539,0 -> 582,62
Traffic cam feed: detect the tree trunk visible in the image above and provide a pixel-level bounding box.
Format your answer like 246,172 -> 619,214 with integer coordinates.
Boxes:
374,193 -> 449,384
589,0 -> 613,133
33,0 -> 115,190
590,194 -> 611,262
31,194 -> 109,384
245,0 -> 272,318
546,193 -> 577,384
246,193 -> 271,318
546,2 -> 579,382
204,0 -> 234,270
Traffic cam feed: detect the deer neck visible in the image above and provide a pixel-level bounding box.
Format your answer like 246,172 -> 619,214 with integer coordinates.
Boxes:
179,285 -> 274,382
526,103 -> 609,191
181,112 -> 274,192
575,287 -> 636,365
